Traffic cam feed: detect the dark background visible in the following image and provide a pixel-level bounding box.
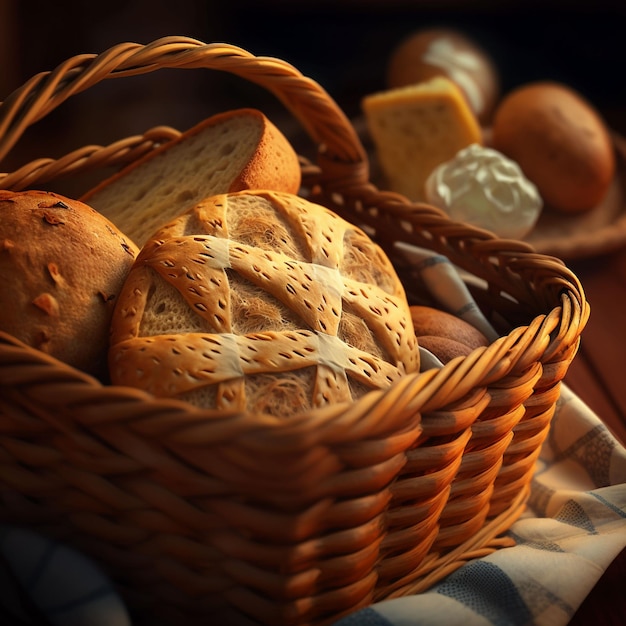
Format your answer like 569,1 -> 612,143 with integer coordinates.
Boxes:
2,0 -> 626,176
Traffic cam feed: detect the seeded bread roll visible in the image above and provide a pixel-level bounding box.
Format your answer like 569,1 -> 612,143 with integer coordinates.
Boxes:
82,108 -> 302,247
0,190 -> 139,379
109,190 -> 419,416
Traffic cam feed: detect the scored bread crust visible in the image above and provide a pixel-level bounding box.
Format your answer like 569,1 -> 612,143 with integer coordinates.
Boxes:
82,108 -> 302,248
109,190 -> 419,416
0,190 -> 139,379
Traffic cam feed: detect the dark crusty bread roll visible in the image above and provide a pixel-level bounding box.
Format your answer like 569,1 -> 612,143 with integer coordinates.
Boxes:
0,190 -> 139,379
109,190 -> 419,416
418,335 -> 476,364
410,305 -> 490,364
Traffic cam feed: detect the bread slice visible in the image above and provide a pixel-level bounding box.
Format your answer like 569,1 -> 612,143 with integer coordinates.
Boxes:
81,108 -> 302,248
362,76 -> 482,201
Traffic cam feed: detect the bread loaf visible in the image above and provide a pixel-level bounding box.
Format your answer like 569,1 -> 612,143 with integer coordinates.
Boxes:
82,108 -> 302,247
362,77 -> 482,201
0,190 -> 139,379
410,305 -> 490,364
491,82 -> 615,214
386,28 -> 500,124
109,190 -> 419,416
417,335 -> 477,363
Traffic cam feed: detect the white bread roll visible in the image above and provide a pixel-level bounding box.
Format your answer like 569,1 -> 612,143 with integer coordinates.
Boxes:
82,108 -> 302,247
109,190 -> 419,416
0,189 -> 139,379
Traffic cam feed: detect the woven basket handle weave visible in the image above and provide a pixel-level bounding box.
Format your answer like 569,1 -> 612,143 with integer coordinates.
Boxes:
0,35 -> 588,325
0,36 -> 367,191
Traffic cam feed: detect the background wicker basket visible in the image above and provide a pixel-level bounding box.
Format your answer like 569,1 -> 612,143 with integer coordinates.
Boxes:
0,37 -> 589,625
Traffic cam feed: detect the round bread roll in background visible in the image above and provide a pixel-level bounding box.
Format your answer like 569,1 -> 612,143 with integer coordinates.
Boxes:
491,81 -> 616,214
0,190 -> 139,379
410,305 -> 490,364
109,190 -> 419,417
386,28 -> 500,124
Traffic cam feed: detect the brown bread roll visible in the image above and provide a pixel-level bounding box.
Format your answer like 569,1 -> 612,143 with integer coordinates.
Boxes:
386,28 -> 500,124
109,190 -> 419,416
417,335 -> 476,363
491,82 -> 615,213
0,190 -> 139,379
410,305 -> 490,364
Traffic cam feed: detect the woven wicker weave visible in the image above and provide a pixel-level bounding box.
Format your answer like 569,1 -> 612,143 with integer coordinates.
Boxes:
0,37 -> 589,626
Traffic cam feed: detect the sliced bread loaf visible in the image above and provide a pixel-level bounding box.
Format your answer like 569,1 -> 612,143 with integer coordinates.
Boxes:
81,108 -> 302,247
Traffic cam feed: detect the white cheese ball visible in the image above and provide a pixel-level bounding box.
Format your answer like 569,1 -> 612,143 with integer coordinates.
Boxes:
425,143 -> 543,239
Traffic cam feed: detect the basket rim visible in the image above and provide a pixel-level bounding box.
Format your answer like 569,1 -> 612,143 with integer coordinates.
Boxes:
0,292 -> 582,427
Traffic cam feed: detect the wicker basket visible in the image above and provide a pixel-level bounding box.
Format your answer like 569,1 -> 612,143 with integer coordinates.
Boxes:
0,37 -> 589,626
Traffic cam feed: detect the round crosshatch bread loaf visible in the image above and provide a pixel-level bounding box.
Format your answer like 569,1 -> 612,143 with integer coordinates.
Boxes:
109,190 -> 419,416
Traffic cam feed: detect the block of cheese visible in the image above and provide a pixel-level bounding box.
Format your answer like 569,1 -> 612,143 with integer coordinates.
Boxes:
362,76 -> 483,201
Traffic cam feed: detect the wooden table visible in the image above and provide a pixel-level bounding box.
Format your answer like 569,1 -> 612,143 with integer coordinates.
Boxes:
560,247 -> 626,625
565,248 -> 626,446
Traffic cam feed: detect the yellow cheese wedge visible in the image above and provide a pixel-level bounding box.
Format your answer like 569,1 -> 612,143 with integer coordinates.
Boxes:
362,76 -> 483,201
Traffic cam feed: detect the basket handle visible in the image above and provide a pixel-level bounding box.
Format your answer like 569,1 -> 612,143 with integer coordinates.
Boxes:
0,36 -> 368,190
0,35 -> 589,323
